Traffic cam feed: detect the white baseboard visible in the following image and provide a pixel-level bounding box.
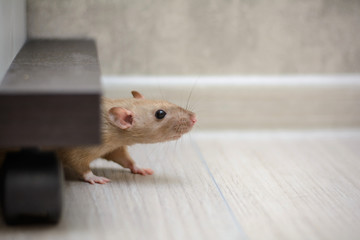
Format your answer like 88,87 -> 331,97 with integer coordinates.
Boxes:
103,75 -> 360,86
102,75 -> 360,130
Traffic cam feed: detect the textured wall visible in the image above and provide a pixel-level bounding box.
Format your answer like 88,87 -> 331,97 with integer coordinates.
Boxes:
0,0 -> 26,81
27,0 -> 360,75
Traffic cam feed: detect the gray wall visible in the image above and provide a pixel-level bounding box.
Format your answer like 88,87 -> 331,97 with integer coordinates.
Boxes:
0,0 -> 26,81
27,0 -> 360,75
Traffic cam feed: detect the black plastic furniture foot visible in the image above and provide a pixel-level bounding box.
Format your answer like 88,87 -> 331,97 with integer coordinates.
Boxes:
1,148 -> 63,225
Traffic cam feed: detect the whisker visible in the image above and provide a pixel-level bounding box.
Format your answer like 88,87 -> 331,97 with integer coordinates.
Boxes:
186,79 -> 198,111
174,138 -> 179,152
163,141 -> 172,162
157,85 -> 166,101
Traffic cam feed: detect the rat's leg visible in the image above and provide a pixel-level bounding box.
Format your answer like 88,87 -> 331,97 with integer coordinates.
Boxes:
58,149 -> 110,184
103,146 -> 153,175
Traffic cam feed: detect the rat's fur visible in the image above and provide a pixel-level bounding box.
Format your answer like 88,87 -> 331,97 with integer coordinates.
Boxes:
57,91 -> 196,184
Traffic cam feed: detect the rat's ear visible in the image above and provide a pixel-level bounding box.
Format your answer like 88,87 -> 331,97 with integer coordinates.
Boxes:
109,107 -> 134,129
131,91 -> 145,99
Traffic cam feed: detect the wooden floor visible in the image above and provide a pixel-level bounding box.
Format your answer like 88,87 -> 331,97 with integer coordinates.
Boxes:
1,130 -> 360,240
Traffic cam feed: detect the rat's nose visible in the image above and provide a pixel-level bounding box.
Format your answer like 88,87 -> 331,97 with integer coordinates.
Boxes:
190,114 -> 197,125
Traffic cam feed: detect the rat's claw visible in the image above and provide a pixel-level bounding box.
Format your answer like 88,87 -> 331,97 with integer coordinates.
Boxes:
83,171 -> 111,184
130,166 -> 154,176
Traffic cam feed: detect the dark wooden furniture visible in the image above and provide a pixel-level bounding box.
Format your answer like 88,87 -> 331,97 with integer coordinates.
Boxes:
0,39 -> 101,147
0,39 -> 102,224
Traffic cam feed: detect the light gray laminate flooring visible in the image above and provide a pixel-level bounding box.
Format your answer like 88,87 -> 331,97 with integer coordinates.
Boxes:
1,131 -> 360,240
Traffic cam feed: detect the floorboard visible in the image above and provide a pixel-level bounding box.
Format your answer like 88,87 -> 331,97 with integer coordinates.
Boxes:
194,131 -> 360,240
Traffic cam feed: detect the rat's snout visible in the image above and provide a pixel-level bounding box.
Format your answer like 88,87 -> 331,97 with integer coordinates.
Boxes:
172,110 -> 197,138
190,114 -> 197,126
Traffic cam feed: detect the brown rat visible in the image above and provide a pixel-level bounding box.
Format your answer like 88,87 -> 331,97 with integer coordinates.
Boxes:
57,90 -> 197,184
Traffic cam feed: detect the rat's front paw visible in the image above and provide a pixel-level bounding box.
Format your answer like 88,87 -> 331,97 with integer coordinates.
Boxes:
83,171 -> 111,184
130,165 -> 154,176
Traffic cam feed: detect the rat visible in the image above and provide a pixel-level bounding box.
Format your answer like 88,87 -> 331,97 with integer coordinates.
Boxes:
57,90 -> 197,184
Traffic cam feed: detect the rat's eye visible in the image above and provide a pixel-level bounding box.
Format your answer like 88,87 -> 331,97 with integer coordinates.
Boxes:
155,109 -> 167,119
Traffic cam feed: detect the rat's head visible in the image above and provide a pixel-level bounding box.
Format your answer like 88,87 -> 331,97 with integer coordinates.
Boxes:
108,91 -> 197,144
